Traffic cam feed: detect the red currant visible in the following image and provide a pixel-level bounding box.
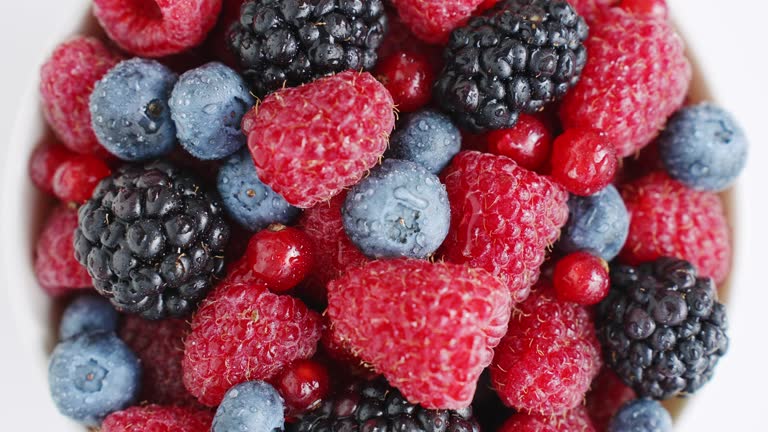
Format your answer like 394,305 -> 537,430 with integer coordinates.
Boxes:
487,114 -> 552,171
619,0 -> 669,19
553,251 -> 610,305
274,359 -> 330,417
375,51 -> 434,113
52,155 -> 111,203
550,128 -> 618,196
28,140 -> 75,195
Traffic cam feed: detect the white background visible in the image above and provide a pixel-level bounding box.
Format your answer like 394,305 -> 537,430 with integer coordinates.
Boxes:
1,0 -> 766,429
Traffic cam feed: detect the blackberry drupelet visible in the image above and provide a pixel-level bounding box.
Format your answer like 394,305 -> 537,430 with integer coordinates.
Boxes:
227,0 -> 388,97
74,161 -> 230,320
596,257 -> 729,400
294,378 -> 480,432
434,0 -> 588,132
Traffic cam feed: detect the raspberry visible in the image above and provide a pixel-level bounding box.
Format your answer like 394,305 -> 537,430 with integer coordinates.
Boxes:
619,0 -> 669,19
586,369 -> 636,432
560,9 -> 691,157
390,0 -> 485,44
553,252 -> 610,305
498,406 -> 596,432
550,128 -> 618,196
273,359 -> 331,418
439,151 -> 569,303
244,71 -> 395,208
487,114 -> 552,172
119,316 -> 200,407
93,0 -> 222,57
375,51 -> 435,113
183,282 -> 322,406
619,172 -> 731,283
566,0 -> 616,23
35,206 -> 91,296
327,259 -> 512,409
102,405 -> 213,432
52,155 -> 112,204
491,287 -> 602,415
39,36 -> 120,155
28,140 -> 75,195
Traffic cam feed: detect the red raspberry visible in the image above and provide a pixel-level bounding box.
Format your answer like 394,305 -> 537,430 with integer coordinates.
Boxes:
439,151 -> 569,303
183,282 -> 322,406
39,36 -> 120,155
273,359 -> 331,418
327,258 -> 512,409
244,71 -> 395,208
375,51 -> 434,113
560,9 -> 691,157
550,128 -> 617,196
93,0 -> 222,57
119,315 -> 200,407
491,287 -> 602,415
298,192 -> 370,290
586,369 -> 637,432
52,155 -> 112,204
619,0 -> 669,19
390,0 -> 485,44
102,405 -> 213,432
225,225 -> 314,293
499,406 -> 596,432
28,140 -> 75,195
35,206 -> 92,296
553,252 -> 610,306
566,0 -> 616,24
619,172 -> 731,283
487,114 -> 552,172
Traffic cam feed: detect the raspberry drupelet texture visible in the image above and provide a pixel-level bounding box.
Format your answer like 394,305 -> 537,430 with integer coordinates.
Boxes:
439,151 -> 569,303
498,406 -> 596,432
491,286 -> 602,415
390,0 -> 485,45
93,0 -> 222,57
245,71 -> 395,208
620,172 -> 731,283
29,140 -> 76,195
183,281 -> 322,406
228,0 -> 388,97
550,128 -> 617,196
102,405 -> 213,432
327,259 -> 512,409
39,36 -> 121,156
486,114 -> 552,172
35,206 -> 92,297
560,9 -> 691,157
52,155 -> 112,204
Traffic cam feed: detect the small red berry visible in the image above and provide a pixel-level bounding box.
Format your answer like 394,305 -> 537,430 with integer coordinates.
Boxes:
486,114 -> 552,171
619,0 -> 669,19
28,140 -> 75,194
553,252 -> 610,305
52,155 -> 112,203
274,359 -> 331,418
550,128 -> 618,196
375,51 -> 434,113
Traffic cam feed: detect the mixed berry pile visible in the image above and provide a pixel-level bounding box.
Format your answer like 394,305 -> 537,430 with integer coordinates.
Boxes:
30,0 -> 746,431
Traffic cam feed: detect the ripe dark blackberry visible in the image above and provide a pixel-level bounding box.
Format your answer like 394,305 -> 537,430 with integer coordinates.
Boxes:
596,257 -> 729,400
227,0 -> 387,97
294,378 -> 480,432
73,161 -> 230,320
434,0 -> 588,132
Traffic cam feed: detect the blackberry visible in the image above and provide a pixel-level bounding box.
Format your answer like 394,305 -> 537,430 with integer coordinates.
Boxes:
294,378 -> 480,432
227,0 -> 387,98
434,0 -> 588,132
74,161 -> 230,320
596,257 -> 729,400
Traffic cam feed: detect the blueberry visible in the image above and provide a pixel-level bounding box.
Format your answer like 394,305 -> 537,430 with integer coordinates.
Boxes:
608,399 -> 672,432
659,103 -> 747,192
217,149 -> 300,231
90,58 -> 178,161
59,295 -> 119,340
558,185 -> 629,261
342,159 -> 450,259
48,332 -> 141,426
212,381 -> 284,432
169,62 -> 255,160
386,110 -> 462,174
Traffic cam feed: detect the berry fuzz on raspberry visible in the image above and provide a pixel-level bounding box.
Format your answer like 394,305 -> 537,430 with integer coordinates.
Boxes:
553,252 -> 610,305
35,206 -> 92,297
550,128 -> 617,196
498,406 -> 596,432
375,51 -> 434,113
274,359 -> 330,417
386,109 -> 462,175
487,114 -> 552,172
52,155 -> 112,204
29,140 -> 75,195
102,405 -> 214,432
390,0 -> 485,44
